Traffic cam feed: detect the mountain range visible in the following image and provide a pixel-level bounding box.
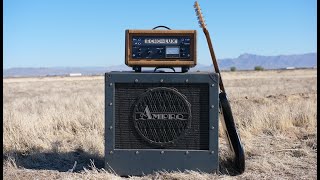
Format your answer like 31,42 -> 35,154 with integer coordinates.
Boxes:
3,53 -> 317,77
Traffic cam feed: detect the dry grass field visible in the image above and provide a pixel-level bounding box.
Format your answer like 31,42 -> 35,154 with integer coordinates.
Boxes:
3,69 -> 317,179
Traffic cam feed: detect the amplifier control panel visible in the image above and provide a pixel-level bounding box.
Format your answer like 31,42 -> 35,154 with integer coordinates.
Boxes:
131,36 -> 191,59
125,30 -> 197,70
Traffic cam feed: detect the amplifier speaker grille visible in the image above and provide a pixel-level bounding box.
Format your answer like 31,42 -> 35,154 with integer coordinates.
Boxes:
114,83 -> 209,150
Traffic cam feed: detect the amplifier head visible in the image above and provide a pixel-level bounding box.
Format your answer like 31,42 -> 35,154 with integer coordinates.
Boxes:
105,72 -> 219,176
125,30 -> 197,72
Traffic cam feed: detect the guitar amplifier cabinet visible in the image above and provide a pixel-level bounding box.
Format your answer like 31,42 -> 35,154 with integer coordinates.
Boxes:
105,72 -> 219,176
125,30 -> 197,72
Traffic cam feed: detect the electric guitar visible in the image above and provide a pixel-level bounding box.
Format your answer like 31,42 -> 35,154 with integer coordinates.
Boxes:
194,1 -> 245,174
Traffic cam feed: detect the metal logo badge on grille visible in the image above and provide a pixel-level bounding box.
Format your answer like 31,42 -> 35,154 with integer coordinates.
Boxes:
132,87 -> 192,146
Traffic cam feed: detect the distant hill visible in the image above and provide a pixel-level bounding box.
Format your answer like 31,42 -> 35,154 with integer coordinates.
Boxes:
191,52 -> 317,71
3,66 -> 132,77
219,52 -> 317,70
3,53 -> 317,77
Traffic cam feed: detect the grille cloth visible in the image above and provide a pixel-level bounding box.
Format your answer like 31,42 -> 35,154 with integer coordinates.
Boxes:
114,83 -> 209,150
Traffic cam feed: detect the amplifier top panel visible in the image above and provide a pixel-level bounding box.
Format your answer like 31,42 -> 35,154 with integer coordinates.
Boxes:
125,30 -> 197,71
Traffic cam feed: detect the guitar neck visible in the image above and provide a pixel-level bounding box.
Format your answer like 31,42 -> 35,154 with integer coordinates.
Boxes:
202,28 -> 226,93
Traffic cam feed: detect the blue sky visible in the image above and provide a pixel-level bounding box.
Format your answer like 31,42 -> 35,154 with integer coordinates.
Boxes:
3,0 -> 317,68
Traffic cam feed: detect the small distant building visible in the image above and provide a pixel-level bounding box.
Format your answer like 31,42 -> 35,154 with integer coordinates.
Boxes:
285,67 -> 295,70
69,73 -> 82,77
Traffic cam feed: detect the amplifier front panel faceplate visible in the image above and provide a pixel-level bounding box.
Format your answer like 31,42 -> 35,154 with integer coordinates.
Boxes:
131,36 -> 192,59
105,72 -> 219,176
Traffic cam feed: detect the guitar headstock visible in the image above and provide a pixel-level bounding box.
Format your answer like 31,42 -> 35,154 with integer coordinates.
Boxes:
194,1 -> 207,30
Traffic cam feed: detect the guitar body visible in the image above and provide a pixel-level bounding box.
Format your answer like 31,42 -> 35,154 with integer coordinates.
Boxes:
219,92 -> 245,173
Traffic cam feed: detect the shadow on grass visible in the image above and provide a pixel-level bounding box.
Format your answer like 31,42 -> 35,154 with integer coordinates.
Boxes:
219,157 -> 244,176
4,149 -> 242,176
3,148 -> 104,172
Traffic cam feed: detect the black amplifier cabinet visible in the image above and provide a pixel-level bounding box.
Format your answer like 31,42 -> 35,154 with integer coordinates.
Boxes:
105,72 -> 219,176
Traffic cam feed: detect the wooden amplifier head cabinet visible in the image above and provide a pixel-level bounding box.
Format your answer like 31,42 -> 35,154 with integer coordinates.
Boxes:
125,30 -> 197,72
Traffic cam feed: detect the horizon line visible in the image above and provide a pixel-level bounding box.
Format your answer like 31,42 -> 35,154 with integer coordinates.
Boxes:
4,52 -> 317,70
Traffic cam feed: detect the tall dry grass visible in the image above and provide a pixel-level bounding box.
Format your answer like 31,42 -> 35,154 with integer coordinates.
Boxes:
3,69 -> 317,179
4,78 -> 105,155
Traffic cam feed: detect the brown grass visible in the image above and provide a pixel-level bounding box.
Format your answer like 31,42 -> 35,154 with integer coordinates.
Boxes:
3,69 -> 317,179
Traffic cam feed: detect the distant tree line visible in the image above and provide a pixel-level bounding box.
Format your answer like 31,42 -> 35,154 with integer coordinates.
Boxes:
254,66 -> 264,71
227,66 -> 277,71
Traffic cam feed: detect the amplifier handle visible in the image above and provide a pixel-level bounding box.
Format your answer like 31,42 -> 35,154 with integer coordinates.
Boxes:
152,26 -> 171,30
